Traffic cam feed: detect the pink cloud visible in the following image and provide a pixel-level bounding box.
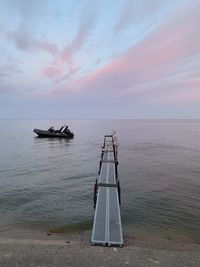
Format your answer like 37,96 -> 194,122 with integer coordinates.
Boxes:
40,15 -> 94,82
52,15 -> 94,67
53,1 -> 200,104
1,0 -> 58,56
41,60 -> 80,82
60,15 -> 94,64
54,66 -> 80,84
4,29 -> 58,56
42,66 -> 62,78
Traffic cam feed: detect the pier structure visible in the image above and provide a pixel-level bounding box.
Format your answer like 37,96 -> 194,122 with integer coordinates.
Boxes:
91,134 -> 123,247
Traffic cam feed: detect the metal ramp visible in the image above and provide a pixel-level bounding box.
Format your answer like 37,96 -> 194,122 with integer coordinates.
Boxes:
91,135 -> 123,247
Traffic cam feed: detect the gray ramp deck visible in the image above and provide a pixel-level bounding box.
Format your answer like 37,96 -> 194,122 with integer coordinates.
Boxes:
91,135 -> 123,247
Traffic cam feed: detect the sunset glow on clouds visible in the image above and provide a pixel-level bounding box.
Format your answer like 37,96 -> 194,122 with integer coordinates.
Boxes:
0,0 -> 200,118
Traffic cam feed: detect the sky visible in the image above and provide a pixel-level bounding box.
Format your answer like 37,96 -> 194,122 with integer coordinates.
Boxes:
0,0 -> 200,119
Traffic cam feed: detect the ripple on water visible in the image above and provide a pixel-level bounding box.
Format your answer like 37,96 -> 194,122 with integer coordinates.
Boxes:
0,119 -> 200,241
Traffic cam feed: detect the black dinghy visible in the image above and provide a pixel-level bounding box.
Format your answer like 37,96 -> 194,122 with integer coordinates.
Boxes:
33,125 -> 74,138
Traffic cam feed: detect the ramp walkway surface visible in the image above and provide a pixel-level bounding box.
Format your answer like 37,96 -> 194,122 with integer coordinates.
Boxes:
91,135 -> 123,247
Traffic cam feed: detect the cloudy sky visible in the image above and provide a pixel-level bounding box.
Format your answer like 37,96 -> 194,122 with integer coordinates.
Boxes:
0,0 -> 199,119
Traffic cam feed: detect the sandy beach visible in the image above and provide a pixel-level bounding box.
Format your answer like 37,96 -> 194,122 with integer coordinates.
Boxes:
0,228 -> 200,267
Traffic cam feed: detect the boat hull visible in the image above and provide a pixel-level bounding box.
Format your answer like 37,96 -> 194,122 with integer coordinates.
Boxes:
33,129 -> 74,138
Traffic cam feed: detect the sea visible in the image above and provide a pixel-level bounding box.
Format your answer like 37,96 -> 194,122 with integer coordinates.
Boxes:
0,119 -> 200,241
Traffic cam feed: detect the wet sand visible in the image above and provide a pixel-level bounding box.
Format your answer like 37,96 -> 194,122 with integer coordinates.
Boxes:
0,228 -> 200,267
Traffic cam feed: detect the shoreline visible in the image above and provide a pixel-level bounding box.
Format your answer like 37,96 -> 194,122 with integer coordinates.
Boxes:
0,228 -> 200,266
0,226 -> 200,251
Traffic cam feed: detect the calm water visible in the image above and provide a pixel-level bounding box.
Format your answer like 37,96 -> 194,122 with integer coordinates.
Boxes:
0,120 -> 200,241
